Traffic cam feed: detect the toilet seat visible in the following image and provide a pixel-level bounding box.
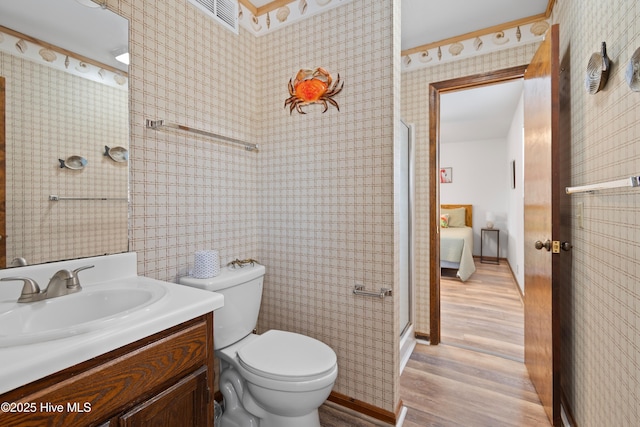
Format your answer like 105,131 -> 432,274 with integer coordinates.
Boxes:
237,330 -> 337,382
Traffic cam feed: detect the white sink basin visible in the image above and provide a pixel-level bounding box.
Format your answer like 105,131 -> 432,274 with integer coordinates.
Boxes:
0,285 -> 167,347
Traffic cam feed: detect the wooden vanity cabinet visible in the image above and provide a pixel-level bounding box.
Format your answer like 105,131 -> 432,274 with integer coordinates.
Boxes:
117,365 -> 209,426
0,313 -> 215,427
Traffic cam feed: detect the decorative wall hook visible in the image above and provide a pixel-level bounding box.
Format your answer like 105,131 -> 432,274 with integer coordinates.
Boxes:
59,156 -> 87,170
104,145 -> 128,162
585,42 -> 610,94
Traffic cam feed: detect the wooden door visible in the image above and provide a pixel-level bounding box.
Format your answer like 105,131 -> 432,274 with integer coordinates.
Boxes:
523,24 -> 561,426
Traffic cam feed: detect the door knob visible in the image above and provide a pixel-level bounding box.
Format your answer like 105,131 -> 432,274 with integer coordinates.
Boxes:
535,240 -> 552,251
561,242 -> 572,251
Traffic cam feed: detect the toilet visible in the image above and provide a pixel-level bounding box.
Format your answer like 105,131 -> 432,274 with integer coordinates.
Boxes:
179,262 -> 338,427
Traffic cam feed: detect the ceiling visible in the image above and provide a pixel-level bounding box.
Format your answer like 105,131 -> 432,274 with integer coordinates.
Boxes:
401,0 -> 549,52
0,0 -> 128,72
440,80 -> 524,144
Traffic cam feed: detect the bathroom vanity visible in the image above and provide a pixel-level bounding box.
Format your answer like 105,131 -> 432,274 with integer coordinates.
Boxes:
0,314 -> 213,426
0,253 -> 224,427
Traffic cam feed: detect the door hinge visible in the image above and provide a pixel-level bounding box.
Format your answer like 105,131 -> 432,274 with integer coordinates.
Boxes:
552,240 -> 560,253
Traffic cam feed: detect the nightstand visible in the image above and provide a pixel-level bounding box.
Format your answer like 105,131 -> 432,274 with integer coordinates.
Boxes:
480,228 -> 500,264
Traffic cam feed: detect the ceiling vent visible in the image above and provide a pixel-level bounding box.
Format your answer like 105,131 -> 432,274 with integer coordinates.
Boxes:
188,0 -> 238,34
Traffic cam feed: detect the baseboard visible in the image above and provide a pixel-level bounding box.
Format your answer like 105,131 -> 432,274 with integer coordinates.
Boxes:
505,259 -> 525,302
328,391 -> 401,425
414,331 -> 429,342
218,389 -> 401,425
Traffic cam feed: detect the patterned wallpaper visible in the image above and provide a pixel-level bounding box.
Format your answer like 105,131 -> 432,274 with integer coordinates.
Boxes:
256,0 -> 400,412
552,0 -> 639,425
117,0 -> 400,415
0,50 -> 128,266
124,0 -> 261,280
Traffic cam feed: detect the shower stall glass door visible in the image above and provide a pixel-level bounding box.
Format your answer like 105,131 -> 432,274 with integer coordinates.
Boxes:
397,120 -> 413,336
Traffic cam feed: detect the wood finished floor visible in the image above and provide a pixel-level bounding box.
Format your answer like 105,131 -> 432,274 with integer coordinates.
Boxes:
401,261 -> 548,426
440,260 -> 524,361
400,343 -> 550,426
319,261 -> 549,426
319,404 -> 387,427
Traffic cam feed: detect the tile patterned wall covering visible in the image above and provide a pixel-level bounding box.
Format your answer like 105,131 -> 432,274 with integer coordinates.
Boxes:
255,0 -> 400,412
552,1 -> 640,425
401,43 -> 539,337
1,51 -> 128,265
116,0 -> 400,415
123,0 -> 261,281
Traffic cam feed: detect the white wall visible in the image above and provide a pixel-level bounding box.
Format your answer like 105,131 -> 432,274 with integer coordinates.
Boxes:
440,138 -> 509,257
505,93 -> 525,291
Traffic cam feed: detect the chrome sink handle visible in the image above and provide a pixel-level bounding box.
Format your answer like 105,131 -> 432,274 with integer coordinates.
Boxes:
70,265 -> 95,288
1,277 -> 42,303
47,265 -> 95,298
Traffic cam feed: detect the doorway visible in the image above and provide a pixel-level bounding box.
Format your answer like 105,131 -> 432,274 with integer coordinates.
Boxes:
424,26 -> 561,426
438,78 -> 525,360
428,65 -> 528,345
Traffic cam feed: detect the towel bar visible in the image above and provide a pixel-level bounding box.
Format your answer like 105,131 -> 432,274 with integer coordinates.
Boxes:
565,175 -> 640,194
146,119 -> 258,152
49,195 -> 128,201
353,284 -> 392,298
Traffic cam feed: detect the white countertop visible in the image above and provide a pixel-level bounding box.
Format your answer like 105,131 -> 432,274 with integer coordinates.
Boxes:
0,252 -> 224,395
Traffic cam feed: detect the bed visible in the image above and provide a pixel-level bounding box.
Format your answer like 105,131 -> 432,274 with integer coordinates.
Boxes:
440,204 -> 476,282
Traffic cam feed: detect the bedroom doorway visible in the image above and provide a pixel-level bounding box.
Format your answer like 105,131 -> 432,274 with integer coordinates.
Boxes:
429,26 -> 563,424
428,65 -> 528,347
437,76 -> 526,360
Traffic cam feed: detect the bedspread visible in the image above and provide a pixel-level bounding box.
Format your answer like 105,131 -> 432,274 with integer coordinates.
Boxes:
440,226 -> 476,281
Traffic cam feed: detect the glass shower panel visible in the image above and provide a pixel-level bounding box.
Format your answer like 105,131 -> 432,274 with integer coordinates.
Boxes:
397,120 -> 413,335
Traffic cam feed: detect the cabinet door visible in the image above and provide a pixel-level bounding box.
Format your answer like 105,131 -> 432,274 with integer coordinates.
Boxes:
119,366 -> 210,427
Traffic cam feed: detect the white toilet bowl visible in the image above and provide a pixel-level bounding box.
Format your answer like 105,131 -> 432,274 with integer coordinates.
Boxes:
178,264 -> 338,427
217,330 -> 338,427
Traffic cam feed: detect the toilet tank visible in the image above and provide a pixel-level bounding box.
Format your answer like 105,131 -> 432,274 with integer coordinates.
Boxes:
179,263 -> 265,349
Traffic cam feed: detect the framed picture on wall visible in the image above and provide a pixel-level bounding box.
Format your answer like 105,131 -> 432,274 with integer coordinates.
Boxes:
440,167 -> 452,183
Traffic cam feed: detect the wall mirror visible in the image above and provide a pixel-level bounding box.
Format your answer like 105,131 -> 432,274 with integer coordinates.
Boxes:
0,0 -> 129,268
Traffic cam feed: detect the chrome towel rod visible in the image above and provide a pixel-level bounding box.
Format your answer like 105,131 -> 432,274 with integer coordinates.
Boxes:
145,119 -> 258,152
49,195 -> 128,201
353,284 -> 393,299
565,176 -> 640,194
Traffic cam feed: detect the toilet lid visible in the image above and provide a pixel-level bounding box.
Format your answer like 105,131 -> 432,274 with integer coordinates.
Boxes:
237,330 -> 337,381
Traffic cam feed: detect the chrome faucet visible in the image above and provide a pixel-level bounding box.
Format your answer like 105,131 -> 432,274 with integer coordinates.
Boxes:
1,265 -> 94,303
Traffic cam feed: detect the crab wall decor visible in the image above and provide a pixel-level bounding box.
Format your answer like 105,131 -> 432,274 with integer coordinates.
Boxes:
284,67 -> 344,114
